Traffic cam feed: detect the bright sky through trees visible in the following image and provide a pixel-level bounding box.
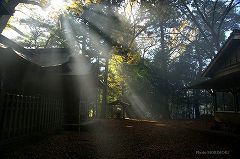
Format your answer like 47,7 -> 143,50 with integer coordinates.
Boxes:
2,0 -> 71,39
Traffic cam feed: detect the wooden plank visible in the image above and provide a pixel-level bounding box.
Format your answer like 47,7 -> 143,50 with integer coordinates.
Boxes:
1,93 -> 9,139
22,96 -> 28,135
26,96 -> 31,134
13,94 -> 20,137
51,97 -> 55,128
56,99 -> 59,128
48,97 -> 52,129
49,96 -> 52,129
54,98 -> 57,128
55,98 -> 58,128
40,96 -> 44,130
43,96 -> 47,129
50,97 -> 53,129
48,97 -> 51,129
40,96 -> 45,130
30,96 -> 35,132
36,96 -> 41,131
18,95 -> 24,136
57,98 -> 60,128
60,99 -> 63,127
55,99 -> 59,128
7,94 -> 15,138
55,98 -> 62,129
32,96 -> 36,132
46,96 -> 49,129
0,90 -> 5,139
52,98 -> 56,128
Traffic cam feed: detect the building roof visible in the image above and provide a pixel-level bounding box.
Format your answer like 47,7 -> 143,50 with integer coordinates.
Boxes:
188,70 -> 240,91
28,48 -> 71,67
0,34 -> 72,67
187,30 -> 240,90
202,29 -> 240,77
0,47 -> 40,69
0,34 -> 104,88
0,34 -> 100,75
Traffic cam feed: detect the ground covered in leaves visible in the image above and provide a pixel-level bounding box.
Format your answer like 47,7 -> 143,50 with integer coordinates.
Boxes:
1,119 -> 240,159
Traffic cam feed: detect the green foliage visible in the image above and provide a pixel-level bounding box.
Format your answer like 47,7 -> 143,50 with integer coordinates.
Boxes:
16,15 -> 67,48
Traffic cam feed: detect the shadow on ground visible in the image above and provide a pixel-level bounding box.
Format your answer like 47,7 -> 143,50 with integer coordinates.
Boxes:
1,119 -> 239,159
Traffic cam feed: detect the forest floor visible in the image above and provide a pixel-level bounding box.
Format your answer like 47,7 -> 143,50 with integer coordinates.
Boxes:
2,118 -> 240,159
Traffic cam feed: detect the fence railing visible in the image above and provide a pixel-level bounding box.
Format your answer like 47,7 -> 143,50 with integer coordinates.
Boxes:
0,91 -> 63,144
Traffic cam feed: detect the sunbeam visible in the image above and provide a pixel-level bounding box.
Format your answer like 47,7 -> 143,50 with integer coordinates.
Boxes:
61,14 -> 102,123
126,87 -> 149,119
50,0 -> 71,11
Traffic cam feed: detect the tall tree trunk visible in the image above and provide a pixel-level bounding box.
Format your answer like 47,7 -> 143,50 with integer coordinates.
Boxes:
101,58 -> 109,118
193,45 -> 204,118
160,24 -> 170,119
193,90 -> 200,118
95,56 -> 100,118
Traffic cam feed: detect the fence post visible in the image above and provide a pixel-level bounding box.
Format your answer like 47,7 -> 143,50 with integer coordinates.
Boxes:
49,96 -> 52,129
51,97 -> 55,129
30,96 -> 35,133
36,95 -> 41,132
27,96 -> 32,134
13,94 -> 20,137
22,96 -> 27,135
55,98 -> 58,128
60,99 -> 63,128
18,95 -> 24,136
46,96 -> 49,129
53,97 -> 56,129
32,96 -> 36,132
48,96 -> 51,129
51,97 -> 56,128
0,91 -> 8,140
40,96 -> 44,130
40,95 -> 45,131
43,96 -> 47,130
0,90 -> 4,140
8,94 -> 15,138
52,97 -> 56,129
49,96 -> 53,129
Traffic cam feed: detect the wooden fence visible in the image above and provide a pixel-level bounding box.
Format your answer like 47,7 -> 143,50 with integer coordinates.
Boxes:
0,90 -> 63,145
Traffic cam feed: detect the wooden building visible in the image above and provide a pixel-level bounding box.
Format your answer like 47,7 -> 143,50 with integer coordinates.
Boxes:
189,29 -> 240,125
0,34 -> 101,145
109,100 -> 130,119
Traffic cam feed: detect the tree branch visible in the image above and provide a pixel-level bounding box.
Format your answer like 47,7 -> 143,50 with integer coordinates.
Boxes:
211,0 -> 219,27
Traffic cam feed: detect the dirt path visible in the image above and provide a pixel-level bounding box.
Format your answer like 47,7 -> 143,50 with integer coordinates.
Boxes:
2,119 -> 239,159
